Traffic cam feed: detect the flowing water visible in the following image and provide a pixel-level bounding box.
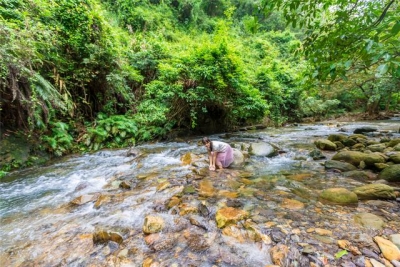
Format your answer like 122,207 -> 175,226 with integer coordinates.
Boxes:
1,119 -> 400,266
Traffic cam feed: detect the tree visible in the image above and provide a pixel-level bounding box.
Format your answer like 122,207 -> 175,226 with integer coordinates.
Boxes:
262,0 -> 400,81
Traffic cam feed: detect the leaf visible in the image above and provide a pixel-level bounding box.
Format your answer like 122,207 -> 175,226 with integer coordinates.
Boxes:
344,60 -> 352,69
391,21 -> 400,35
335,250 -> 348,259
376,64 -> 388,75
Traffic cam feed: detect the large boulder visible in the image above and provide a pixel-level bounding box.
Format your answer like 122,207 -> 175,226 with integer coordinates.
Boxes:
353,184 -> 396,200
332,151 -> 385,167
353,127 -> 377,134
325,160 -> 357,172
378,164 -> 400,182
230,148 -> 245,167
314,139 -> 337,151
319,188 -> 358,204
249,142 -> 277,157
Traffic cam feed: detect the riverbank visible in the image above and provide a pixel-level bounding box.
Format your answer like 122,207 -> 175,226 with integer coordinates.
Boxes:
1,112 -> 398,178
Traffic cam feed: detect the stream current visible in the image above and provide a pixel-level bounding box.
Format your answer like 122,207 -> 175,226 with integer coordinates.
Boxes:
1,119 -> 399,266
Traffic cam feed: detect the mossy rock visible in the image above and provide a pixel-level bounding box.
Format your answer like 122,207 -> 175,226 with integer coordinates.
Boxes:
378,164 -> 400,182
314,139 -> 337,151
389,153 -> 400,164
353,184 -> 396,200
332,151 -> 385,167
387,138 -> 400,148
325,160 -> 357,172
327,134 -> 347,142
319,188 -> 358,204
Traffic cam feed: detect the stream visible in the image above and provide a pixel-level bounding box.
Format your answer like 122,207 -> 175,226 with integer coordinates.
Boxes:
1,119 -> 400,266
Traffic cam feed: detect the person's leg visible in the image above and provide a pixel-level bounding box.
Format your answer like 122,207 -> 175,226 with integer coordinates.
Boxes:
216,152 -> 226,169
223,146 -> 234,167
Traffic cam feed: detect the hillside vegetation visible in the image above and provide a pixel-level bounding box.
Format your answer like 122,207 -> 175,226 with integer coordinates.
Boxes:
1,0 -> 399,168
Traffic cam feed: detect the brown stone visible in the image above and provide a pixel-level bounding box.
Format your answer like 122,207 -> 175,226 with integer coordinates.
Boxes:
315,228 -> 332,236
199,180 -> 216,197
178,203 -> 198,215
216,207 -> 249,228
280,198 -> 305,210
270,244 -> 289,266
143,215 -> 165,234
374,236 -> 400,261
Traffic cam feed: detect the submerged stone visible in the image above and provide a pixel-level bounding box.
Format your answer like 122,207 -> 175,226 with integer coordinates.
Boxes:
215,207 -> 248,228
143,215 -> 165,234
354,213 -> 384,230
353,184 -> 396,200
319,188 -> 358,204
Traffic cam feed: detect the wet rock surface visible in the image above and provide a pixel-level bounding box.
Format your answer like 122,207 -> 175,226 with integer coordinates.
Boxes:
1,120 -> 400,266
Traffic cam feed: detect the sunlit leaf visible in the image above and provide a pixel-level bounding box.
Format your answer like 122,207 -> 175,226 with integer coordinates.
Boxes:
335,250 -> 348,259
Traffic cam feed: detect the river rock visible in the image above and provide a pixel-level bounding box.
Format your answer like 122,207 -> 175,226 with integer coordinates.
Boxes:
178,203 -> 198,216
325,160 -> 357,172
215,207 -> 249,228
146,233 -> 177,251
367,143 -> 387,152
378,164 -> 400,182
314,139 -> 337,151
337,240 -> 361,255
70,194 -> 99,205
354,127 -> 377,134
143,215 -> 165,234
328,134 -> 348,142
309,149 -> 326,160
249,142 -> 277,157
198,179 -> 217,197
343,138 -> 358,147
183,229 -> 210,251
375,163 -> 390,170
280,198 -> 305,210
94,194 -> 111,209
332,151 -> 385,167
93,230 -> 123,244
354,213 -> 385,230
230,148 -> 245,167
374,236 -> 400,261
388,139 -> 400,147
270,244 -> 289,266
389,153 -> 400,164
353,184 -> 396,200
342,170 -> 374,181
390,234 -> 400,249
369,258 -> 386,267
393,144 -> 400,151
319,188 -> 358,204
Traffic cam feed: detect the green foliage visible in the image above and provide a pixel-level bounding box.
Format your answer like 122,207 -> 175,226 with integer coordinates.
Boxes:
263,0 -> 400,81
42,121 -> 74,156
300,97 -> 341,119
81,114 -> 138,150
0,170 -> 8,179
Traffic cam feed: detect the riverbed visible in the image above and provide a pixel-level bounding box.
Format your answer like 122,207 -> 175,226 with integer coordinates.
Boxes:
1,119 -> 399,266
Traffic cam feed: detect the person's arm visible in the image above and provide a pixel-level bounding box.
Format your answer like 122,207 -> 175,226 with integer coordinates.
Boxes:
211,151 -> 217,170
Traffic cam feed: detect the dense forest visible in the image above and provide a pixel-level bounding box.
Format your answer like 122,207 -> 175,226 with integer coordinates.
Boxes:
0,0 -> 399,167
